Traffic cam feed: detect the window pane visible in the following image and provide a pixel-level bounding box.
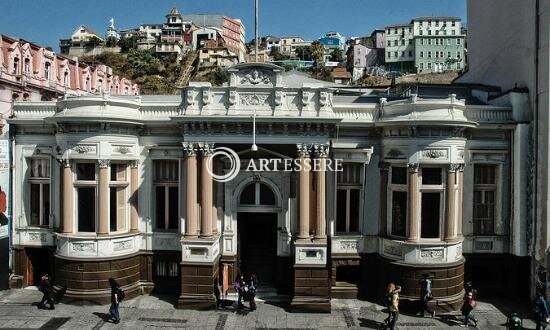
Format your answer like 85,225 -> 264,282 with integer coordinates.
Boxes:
78,187 -> 95,232
391,191 -> 407,237
391,167 -> 407,185
259,183 -> 275,205
42,184 -> 50,226
30,159 -> 50,178
110,187 -> 126,232
168,186 -> 178,230
76,163 -> 95,181
421,192 -> 440,238
155,186 -> 166,230
422,168 -> 442,185
111,163 -> 127,181
349,189 -> 360,232
154,160 -> 178,182
338,164 -> 362,185
336,190 -> 347,232
110,187 -> 117,231
239,183 -> 255,205
474,165 -> 496,184
30,184 -> 40,226
117,187 -> 126,231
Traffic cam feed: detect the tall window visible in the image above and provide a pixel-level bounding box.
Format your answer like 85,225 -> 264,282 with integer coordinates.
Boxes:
24,58 -> 30,74
154,160 -> 179,231
12,57 -> 19,74
420,167 -> 444,238
389,166 -> 407,237
44,62 -> 51,80
29,158 -> 50,226
336,163 -> 363,233
75,163 -> 96,232
473,165 -> 496,235
110,163 -> 128,232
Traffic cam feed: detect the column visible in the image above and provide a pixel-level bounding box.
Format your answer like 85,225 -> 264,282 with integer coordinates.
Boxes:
379,162 -> 389,237
212,157 -> 218,235
97,159 -> 110,235
445,164 -> 459,241
314,144 -> 328,240
407,163 -> 420,242
297,144 -> 310,240
61,160 -> 74,234
456,165 -> 464,237
200,143 -> 214,238
130,160 -> 139,233
183,143 -> 198,238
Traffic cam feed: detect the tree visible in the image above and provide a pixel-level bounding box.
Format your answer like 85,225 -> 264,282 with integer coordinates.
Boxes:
310,41 -> 325,64
294,46 -> 312,61
330,48 -> 344,63
85,36 -> 103,50
118,36 -> 139,53
105,36 -> 118,48
270,46 -> 289,61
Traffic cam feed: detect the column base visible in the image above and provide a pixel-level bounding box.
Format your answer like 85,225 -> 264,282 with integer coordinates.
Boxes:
291,265 -> 331,313
178,260 -> 220,310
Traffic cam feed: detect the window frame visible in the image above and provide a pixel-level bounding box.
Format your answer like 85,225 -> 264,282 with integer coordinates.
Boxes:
387,166 -> 408,239
335,162 -> 365,235
419,167 -> 445,240
73,161 -> 98,233
27,157 -> 51,227
472,164 -> 497,235
109,162 -> 129,233
153,159 -> 180,232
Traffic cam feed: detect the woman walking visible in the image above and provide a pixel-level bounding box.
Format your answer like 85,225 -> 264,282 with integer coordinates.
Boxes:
460,291 -> 478,327
234,273 -> 245,309
384,283 -> 401,330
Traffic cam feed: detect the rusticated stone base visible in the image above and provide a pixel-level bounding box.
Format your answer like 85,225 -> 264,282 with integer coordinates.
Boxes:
379,256 -> 465,312
55,253 -> 142,305
178,260 -> 219,310
291,265 -> 331,313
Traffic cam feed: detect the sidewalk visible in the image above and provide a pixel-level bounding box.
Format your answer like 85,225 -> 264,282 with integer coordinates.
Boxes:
0,288 -> 538,329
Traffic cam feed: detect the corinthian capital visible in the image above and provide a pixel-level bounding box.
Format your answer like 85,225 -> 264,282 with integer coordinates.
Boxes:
98,159 -> 110,168
199,142 -> 215,156
407,163 -> 419,173
313,144 -> 330,158
182,142 -> 197,156
296,143 -> 311,158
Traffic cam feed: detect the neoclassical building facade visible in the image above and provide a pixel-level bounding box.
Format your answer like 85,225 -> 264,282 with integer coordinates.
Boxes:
8,63 -> 531,310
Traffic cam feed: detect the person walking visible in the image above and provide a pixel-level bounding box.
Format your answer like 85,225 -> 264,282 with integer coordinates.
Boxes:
38,273 -> 55,310
234,273 -> 245,309
534,289 -> 549,330
418,273 -> 435,318
384,283 -> 401,330
460,291 -> 478,327
108,278 -> 121,324
248,274 -> 258,311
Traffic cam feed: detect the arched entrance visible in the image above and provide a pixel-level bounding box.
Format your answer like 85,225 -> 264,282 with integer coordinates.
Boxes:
237,181 -> 278,289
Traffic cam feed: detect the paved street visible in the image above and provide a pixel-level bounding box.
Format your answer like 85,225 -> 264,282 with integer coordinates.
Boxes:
0,288 -> 538,329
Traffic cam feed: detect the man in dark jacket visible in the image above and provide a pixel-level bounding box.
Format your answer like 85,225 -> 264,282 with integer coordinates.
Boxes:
38,273 -> 54,310
534,289 -> 549,330
418,273 -> 435,318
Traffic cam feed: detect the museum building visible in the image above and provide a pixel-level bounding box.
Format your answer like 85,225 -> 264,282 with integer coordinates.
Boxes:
8,63 -> 531,311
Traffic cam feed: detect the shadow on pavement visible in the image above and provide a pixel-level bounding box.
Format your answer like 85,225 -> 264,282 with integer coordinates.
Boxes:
357,317 -> 385,329
92,311 -> 112,322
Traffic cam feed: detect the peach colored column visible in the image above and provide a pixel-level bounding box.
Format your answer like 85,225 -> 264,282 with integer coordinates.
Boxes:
379,163 -> 389,237
297,144 -> 310,240
456,166 -> 464,237
61,160 -> 74,234
445,165 -> 458,241
212,157 -> 218,234
314,145 -> 328,240
97,159 -> 110,235
184,143 -> 198,237
130,161 -> 139,233
407,163 -> 420,242
200,144 -> 214,238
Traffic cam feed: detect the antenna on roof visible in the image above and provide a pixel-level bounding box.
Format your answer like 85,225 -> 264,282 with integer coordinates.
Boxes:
255,0 -> 259,62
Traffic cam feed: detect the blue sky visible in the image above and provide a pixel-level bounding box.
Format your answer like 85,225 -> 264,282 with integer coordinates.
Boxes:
0,0 -> 466,51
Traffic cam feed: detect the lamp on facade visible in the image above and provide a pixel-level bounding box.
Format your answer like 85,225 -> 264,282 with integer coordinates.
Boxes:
251,108 -> 258,151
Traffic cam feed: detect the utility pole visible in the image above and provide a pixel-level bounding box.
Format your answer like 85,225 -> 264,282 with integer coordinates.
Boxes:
255,0 -> 259,62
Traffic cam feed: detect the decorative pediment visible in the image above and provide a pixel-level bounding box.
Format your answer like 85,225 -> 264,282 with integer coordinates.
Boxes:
228,63 -> 284,88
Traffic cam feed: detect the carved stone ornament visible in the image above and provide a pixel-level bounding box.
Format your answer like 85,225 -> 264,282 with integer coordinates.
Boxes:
113,239 -> 133,252
199,142 -> 215,155
129,160 -> 139,169
302,90 -> 312,106
72,242 -> 95,253
240,69 -> 272,85
386,149 -> 404,158
98,159 -> 110,168
420,249 -> 444,259
423,149 -> 446,159
383,241 -> 403,257
274,90 -> 286,106
296,143 -> 311,157
28,232 -> 47,242
319,91 -> 333,108
448,163 -> 462,172
407,163 -> 419,173
73,145 -> 95,154
339,240 -> 358,251
228,90 -> 237,105
114,146 -> 130,154
202,89 -> 212,105
186,89 -> 197,106
313,144 -> 330,158
182,142 -> 197,156
240,94 -> 269,106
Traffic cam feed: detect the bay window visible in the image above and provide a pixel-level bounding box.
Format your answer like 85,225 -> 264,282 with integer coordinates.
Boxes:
75,163 -> 96,232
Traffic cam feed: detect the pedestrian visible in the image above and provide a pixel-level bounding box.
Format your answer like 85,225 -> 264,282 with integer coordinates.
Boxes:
38,273 -> 55,310
384,283 -> 401,330
234,273 -> 245,309
418,273 -> 435,318
533,289 -> 549,330
460,291 -> 478,327
108,278 -> 121,324
248,274 -> 258,311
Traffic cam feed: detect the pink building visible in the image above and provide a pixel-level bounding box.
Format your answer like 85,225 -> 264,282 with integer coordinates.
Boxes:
0,34 -> 139,133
